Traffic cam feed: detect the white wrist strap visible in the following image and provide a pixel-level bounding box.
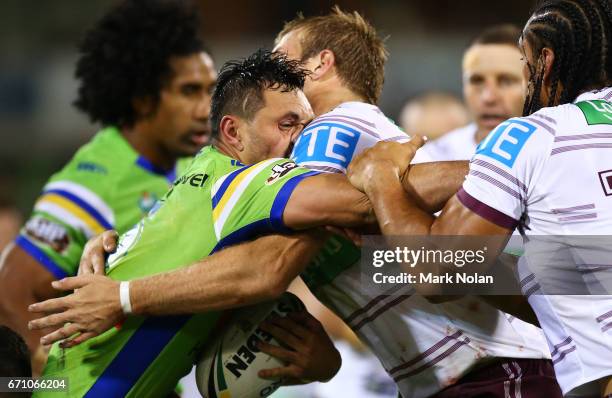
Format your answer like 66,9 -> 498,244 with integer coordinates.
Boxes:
119,281 -> 133,315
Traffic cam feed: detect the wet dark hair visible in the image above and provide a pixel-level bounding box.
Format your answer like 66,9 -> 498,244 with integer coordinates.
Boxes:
74,0 -> 208,127
209,49 -> 307,139
522,0 -> 612,115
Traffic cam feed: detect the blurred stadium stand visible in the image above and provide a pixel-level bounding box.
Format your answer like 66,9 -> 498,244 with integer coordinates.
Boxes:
0,0 -> 534,213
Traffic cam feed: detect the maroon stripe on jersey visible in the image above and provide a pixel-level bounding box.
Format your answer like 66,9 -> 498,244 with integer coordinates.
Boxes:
555,133 -> 612,142
520,273 -> 536,287
469,170 -> 524,201
551,143 -> 612,155
551,203 -> 596,213
597,310 -> 612,323
388,331 -> 463,374
550,336 -> 573,357
343,285 -> 406,324
558,212 -> 597,222
303,164 -> 344,173
471,159 -> 528,194
351,294 -> 412,331
306,117 -> 380,139
552,346 -> 577,364
524,116 -> 555,135
393,338 -> 471,383
532,113 -> 557,124
524,282 -> 541,298
316,113 -> 376,127
602,322 -> 612,333
384,135 -> 409,142
457,188 -> 519,230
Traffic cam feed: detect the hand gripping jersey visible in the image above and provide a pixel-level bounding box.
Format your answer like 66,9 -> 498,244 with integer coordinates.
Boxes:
36,147 -> 317,398
16,127 -> 191,279
291,102 -> 550,398
459,87 -> 612,396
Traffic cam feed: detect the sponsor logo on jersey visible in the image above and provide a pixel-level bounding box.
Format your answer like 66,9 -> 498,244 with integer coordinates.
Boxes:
291,122 -> 359,167
24,217 -> 70,253
598,169 -> 612,196
476,119 -> 537,167
266,161 -> 298,185
576,100 -> 612,125
76,162 -> 108,174
173,172 -> 209,188
138,192 -> 158,213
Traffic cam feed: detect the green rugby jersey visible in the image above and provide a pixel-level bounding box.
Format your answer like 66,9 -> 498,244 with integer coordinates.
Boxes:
16,127 -> 191,279
37,147 -> 317,398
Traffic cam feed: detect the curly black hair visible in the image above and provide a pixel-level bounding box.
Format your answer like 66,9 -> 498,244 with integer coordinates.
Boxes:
74,0 -> 207,127
209,49 -> 307,139
522,0 -> 612,115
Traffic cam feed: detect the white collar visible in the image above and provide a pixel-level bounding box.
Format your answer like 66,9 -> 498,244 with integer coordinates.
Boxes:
573,87 -> 612,103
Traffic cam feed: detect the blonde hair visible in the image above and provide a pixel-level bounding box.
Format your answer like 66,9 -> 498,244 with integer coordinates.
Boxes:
276,6 -> 388,104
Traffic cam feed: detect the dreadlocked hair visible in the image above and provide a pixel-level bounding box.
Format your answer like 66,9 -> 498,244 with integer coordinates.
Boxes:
522,0 -> 612,116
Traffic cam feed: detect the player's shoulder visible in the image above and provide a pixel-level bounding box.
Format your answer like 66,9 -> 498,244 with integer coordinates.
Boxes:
473,115 -> 554,172
334,101 -> 406,139
49,127 -> 133,192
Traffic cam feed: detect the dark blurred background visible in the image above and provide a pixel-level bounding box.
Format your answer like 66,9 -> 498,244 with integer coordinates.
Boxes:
0,0 -> 535,214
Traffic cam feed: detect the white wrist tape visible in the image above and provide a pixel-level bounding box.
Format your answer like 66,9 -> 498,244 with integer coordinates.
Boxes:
119,281 -> 133,315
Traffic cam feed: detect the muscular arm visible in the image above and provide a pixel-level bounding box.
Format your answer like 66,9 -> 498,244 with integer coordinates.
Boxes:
132,232 -> 325,315
0,243 -> 57,373
362,168 -> 538,325
283,161 -> 468,230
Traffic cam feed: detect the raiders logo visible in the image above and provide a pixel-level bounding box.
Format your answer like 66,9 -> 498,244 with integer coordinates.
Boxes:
266,162 -> 298,185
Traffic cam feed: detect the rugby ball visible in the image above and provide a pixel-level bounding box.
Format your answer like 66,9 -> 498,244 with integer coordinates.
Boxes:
196,292 -> 305,398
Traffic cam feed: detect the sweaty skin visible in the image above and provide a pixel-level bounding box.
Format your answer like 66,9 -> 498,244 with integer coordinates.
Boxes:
29,154 -> 468,347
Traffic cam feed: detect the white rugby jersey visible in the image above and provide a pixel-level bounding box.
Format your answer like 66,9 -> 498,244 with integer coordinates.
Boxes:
420,123 -> 479,161
291,101 -> 430,172
459,87 -> 612,396
291,101 -> 550,398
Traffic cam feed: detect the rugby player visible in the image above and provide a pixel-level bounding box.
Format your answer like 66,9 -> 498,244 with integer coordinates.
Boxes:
347,0 -> 612,396
31,8 -> 559,398
421,24 -> 526,160
27,48 -> 466,397
0,0 -> 216,374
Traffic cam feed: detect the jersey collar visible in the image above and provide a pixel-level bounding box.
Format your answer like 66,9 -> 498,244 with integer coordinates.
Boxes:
336,101 -> 384,115
573,86 -> 612,103
135,155 -> 177,184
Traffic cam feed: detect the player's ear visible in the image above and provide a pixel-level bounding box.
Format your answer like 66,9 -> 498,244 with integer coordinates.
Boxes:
540,47 -> 555,86
219,115 -> 244,151
310,49 -> 335,80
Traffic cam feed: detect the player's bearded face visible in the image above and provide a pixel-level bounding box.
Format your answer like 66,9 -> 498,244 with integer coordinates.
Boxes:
238,89 -> 313,164
151,52 -> 217,157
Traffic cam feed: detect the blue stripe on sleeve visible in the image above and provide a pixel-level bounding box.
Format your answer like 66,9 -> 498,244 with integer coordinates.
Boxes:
43,189 -> 113,230
15,235 -> 69,279
270,171 -> 320,233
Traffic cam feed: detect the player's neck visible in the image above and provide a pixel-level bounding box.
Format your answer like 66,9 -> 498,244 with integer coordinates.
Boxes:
212,139 -> 243,163
120,126 -> 175,171
310,86 -> 366,116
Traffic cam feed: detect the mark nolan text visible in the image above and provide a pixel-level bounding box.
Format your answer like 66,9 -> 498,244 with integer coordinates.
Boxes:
373,272 -> 494,284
